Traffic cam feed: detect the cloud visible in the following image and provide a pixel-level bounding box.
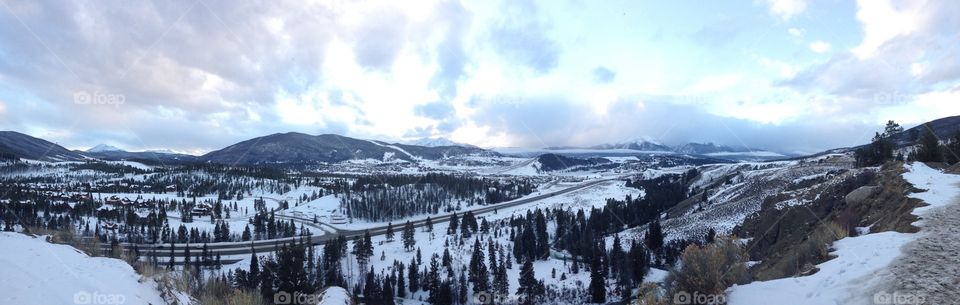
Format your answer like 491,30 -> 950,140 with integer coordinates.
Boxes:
466,95 -> 877,153
788,27 -> 805,38
591,66 -> 616,84
851,0 -> 926,59
429,0 -> 472,100
415,100 -> 455,120
761,0 -> 807,20
691,17 -> 741,47
778,0 -> 960,115
809,41 -> 831,53
349,8 -> 409,71
488,0 -> 561,74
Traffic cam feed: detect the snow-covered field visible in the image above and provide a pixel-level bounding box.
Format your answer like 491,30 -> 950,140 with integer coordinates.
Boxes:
0,232 -> 174,305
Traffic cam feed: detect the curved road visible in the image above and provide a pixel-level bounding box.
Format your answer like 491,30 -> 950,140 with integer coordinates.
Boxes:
108,176 -> 621,259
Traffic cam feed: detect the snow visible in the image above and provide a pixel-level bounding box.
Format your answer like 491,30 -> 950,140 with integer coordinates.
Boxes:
0,232 -> 169,305
405,137 -> 471,148
901,162 -> 960,217
705,151 -> 786,158
727,232 -> 914,305
87,144 -> 124,153
728,162 -> 960,305
318,287 -> 351,305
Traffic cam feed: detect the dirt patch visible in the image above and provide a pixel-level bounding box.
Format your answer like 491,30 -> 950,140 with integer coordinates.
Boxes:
866,182 -> 960,305
854,162 -> 925,234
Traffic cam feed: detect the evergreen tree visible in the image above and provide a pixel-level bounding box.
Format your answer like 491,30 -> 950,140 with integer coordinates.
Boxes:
402,221 -> 416,250
468,239 -> 490,293
249,247 -> 260,289
408,259 -> 420,292
516,259 -> 544,305
588,252 -> 607,303
916,124 -> 943,162
645,220 -> 664,258
448,212 -> 459,235
385,222 -> 395,241
396,263 -> 407,298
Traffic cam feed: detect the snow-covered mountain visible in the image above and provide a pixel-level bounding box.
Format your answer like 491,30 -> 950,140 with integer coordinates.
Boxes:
86,144 -> 124,153
405,137 -> 475,148
144,148 -> 178,155
590,136 -> 673,151
674,142 -> 788,160
0,131 -> 85,161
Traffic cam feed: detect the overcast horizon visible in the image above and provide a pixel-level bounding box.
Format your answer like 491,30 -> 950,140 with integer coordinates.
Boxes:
1,0 -> 958,155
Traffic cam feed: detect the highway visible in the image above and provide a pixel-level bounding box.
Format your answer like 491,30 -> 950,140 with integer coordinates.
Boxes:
107,176 -> 621,258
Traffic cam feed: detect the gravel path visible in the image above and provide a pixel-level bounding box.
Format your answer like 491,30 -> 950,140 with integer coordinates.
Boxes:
869,183 -> 960,305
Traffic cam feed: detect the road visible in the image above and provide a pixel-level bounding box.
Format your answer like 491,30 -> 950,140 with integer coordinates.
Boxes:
108,176 -> 621,258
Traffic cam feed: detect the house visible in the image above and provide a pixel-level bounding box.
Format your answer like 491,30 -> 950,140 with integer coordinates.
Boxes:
101,221 -> 118,230
191,203 -> 213,217
105,196 -> 122,205
330,214 -> 348,225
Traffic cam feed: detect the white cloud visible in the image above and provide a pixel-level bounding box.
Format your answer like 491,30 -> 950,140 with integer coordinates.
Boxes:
809,41 -> 831,53
762,0 -> 807,20
851,0 -> 926,58
788,27 -> 805,38
689,74 -> 743,93
758,57 -> 798,78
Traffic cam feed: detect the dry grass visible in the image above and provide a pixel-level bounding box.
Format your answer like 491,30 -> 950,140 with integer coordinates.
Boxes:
668,237 -> 749,300
634,283 -> 671,305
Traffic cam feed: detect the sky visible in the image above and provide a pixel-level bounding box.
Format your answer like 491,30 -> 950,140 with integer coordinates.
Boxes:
0,0 -> 958,155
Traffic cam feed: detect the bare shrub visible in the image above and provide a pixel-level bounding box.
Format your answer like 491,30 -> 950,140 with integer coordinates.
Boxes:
669,237 -> 749,301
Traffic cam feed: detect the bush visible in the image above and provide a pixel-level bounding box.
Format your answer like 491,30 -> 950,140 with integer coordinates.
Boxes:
669,238 -> 749,300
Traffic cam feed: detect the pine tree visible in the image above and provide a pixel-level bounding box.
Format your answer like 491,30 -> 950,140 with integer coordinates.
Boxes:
468,239 -> 490,293
385,222 -> 395,241
396,263 -> 407,298
628,241 -> 649,287
402,221 -> 416,250
588,251 -> 607,303
447,212 -> 459,235
249,247 -> 260,289
242,225 -> 251,241
516,259 -> 544,305
645,220 -> 664,259
408,259 -> 420,292
916,124 -> 943,162
493,260 -> 509,296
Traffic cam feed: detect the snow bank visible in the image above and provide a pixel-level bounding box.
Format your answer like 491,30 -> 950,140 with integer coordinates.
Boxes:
0,232 -> 168,305
902,162 -> 960,217
727,232 -> 913,305
728,163 -> 960,305
318,287 -> 351,305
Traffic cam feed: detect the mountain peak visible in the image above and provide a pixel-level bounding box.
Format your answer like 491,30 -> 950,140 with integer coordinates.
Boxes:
590,136 -> 672,151
405,137 -> 474,148
86,144 -> 124,153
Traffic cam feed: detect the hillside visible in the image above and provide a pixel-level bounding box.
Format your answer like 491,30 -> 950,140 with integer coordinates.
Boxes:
201,132 -> 493,165
0,131 -> 84,161
0,232 -> 177,305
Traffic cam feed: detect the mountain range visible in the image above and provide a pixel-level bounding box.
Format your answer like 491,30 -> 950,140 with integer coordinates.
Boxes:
2,115 -> 957,164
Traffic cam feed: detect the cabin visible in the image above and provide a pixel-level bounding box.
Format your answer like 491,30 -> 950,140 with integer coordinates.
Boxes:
330,214 -> 348,225
191,203 -> 213,217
